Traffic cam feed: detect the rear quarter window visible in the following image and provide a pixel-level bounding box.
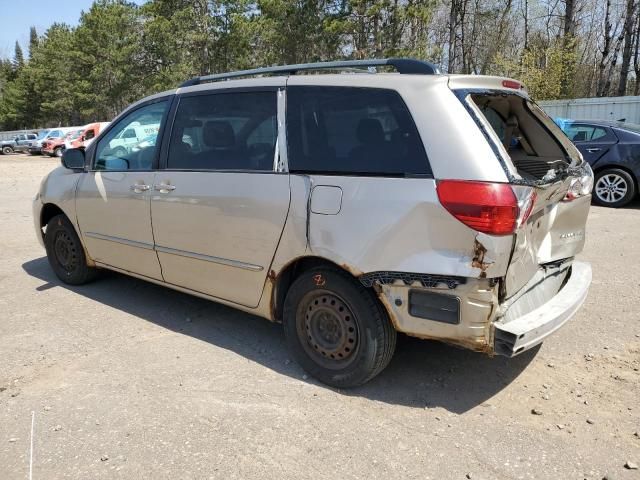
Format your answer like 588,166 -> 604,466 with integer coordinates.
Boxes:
562,124 -> 613,142
287,86 -> 431,176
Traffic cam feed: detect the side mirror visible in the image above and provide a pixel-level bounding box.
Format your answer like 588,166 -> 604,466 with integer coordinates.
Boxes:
61,148 -> 85,170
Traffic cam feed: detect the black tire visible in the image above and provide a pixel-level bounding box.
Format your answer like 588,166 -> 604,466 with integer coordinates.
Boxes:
283,267 -> 396,388
53,147 -> 63,158
44,214 -> 96,285
2,146 -> 13,155
593,168 -> 636,207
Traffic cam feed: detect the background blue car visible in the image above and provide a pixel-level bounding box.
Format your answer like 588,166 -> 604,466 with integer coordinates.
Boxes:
555,118 -> 640,207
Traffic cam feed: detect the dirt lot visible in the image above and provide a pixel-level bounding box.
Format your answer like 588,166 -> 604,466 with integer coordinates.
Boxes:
0,153 -> 639,479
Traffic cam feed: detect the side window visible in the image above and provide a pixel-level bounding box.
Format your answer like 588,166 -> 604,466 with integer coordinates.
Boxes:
122,129 -> 136,139
94,100 -> 169,171
287,86 -> 430,175
167,91 -> 277,171
564,124 -> 610,142
590,127 -> 608,141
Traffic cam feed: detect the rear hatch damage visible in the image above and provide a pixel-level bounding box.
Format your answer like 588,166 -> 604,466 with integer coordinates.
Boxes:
456,86 -> 593,297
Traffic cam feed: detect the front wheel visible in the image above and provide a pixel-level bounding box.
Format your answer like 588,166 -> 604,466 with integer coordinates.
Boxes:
2,146 -> 13,155
593,168 -> 636,207
53,147 -> 63,158
283,268 -> 396,388
44,214 -> 96,285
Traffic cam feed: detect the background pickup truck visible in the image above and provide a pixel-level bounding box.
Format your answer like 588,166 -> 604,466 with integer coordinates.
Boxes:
0,133 -> 37,154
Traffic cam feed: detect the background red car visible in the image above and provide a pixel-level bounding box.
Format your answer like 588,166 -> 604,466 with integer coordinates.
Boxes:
42,128 -> 83,157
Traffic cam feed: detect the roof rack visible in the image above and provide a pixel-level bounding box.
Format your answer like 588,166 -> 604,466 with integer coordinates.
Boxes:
179,58 -> 440,88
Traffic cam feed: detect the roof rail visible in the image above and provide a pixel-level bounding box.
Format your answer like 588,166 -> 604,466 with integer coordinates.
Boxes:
179,58 -> 440,88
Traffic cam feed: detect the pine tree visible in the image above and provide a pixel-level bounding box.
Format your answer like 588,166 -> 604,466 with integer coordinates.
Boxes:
13,42 -> 25,71
29,27 -> 39,58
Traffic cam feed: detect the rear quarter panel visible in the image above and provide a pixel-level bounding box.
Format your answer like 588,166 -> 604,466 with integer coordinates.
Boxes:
281,175 -> 513,280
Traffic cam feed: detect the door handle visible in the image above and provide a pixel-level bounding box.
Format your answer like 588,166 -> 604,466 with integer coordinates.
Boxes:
154,183 -> 176,193
130,184 -> 151,193
586,148 -> 602,153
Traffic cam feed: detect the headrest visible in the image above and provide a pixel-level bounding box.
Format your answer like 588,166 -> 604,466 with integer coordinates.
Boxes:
203,121 -> 235,148
356,118 -> 385,145
573,131 -> 587,141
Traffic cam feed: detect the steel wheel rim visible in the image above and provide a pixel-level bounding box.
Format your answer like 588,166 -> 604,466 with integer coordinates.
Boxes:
595,173 -> 628,203
53,231 -> 78,273
296,291 -> 359,369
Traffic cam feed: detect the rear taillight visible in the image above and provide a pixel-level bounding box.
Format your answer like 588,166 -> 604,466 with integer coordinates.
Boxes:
564,163 -> 594,201
437,180 -> 520,236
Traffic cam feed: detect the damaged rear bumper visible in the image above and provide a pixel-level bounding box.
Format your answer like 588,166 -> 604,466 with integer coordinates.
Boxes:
493,261 -> 592,357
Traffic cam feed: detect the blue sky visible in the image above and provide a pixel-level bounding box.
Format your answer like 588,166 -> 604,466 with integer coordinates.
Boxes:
0,0 -> 146,59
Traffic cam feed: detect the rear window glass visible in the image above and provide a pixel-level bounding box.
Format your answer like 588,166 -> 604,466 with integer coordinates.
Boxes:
287,87 -> 430,176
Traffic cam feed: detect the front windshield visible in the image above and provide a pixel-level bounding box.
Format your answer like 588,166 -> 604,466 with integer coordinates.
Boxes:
36,130 -> 50,140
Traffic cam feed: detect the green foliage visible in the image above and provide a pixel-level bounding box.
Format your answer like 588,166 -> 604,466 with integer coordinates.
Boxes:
13,42 -> 25,71
0,0 -> 608,128
494,38 -> 578,101
29,27 -> 39,58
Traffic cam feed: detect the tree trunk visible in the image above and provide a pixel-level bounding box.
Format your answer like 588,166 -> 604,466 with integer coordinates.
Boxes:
523,0 -> 529,51
634,8 -> 640,95
597,0 -> 613,97
617,0 -> 637,96
563,0 -> 576,39
448,0 -> 459,73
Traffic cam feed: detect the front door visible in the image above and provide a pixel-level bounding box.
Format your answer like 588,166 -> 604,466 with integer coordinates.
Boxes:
75,99 -> 171,280
151,88 -> 290,307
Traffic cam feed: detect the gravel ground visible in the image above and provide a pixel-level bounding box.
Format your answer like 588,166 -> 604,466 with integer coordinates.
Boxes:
0,153 -> 639,480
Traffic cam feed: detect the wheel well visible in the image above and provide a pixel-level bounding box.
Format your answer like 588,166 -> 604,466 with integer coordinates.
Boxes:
40,203 -> 66,229
271,257 -> 359,321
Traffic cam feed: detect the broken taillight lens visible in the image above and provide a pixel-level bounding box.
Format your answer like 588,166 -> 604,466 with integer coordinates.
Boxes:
437,180 -> 520,236
564,163 -> 594,201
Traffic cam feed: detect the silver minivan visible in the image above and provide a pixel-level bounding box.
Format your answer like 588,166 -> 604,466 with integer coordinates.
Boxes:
33,59 -> 593,387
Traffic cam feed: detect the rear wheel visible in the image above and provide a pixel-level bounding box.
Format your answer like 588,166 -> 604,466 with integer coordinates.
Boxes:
44,214 -> 96,285
2,146 -> 13,155
283,267 -> 396,388
593,168 -> 636,207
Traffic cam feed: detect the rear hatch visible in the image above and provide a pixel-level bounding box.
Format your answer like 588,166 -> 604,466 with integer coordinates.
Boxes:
450,77 -> 593,299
